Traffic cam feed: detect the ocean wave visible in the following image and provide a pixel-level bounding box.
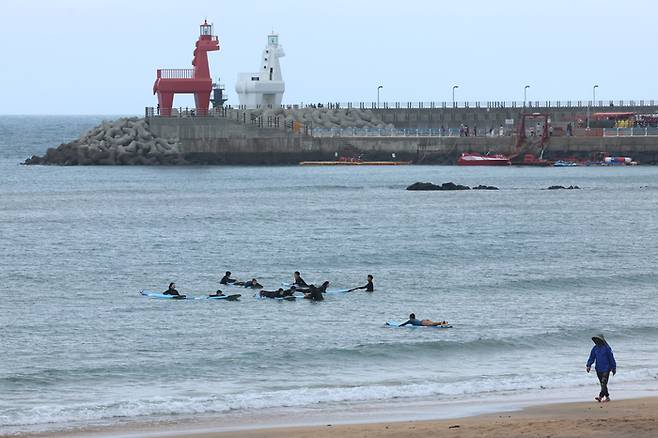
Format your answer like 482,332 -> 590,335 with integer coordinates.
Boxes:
3,324 -> 657,391
2,367 -> 657,434
232,324 -> 658,364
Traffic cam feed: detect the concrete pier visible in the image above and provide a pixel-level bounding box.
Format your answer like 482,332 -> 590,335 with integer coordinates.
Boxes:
147,112 -> 658,165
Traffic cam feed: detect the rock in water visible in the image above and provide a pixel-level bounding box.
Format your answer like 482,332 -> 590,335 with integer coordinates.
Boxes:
406,182 -> 472,191
407,182 -> 441,191
547,185 -> 580,190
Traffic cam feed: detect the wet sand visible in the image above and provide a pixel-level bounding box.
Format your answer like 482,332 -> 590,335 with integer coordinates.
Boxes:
178,397 -> 658,438
39,396 -> 658,438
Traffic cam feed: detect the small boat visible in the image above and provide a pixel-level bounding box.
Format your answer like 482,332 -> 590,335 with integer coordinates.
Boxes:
457,153 -> 511,166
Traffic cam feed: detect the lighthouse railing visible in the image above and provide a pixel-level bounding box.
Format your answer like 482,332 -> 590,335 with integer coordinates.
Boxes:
156,69 -> 195,79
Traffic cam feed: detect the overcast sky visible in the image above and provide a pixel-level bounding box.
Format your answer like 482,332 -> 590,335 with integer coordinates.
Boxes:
1,0 -> 656,114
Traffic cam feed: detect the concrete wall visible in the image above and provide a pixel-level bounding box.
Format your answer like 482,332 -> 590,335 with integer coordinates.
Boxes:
147,116 -> 658,165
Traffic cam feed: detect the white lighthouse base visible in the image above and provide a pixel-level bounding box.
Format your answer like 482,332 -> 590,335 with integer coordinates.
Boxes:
235,73 -> 285,109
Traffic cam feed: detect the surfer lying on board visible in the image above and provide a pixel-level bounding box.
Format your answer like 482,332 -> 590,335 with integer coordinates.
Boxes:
235,278 -> 263,289
399,313 -> 449,327
348,275 -> 374,292
220,271 -> 237,285
209,289 -> 225,297
303,282 -> 330,301
163,283 -> 182,296
260,288 -> 294,299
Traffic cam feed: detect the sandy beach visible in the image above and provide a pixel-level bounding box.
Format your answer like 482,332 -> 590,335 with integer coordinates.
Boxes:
35,396 -> 657,438
166,397 -> 658,438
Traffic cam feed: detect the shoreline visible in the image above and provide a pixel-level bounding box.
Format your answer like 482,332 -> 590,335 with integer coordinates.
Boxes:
150,396 -> 658,438
24,382 -> 658,438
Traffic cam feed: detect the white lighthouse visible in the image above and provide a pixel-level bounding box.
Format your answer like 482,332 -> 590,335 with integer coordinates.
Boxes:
235,34 -> 285,109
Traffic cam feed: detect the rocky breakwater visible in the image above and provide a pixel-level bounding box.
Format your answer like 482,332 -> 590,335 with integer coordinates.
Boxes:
240,107 -> 394,129
24,117 -> 185,165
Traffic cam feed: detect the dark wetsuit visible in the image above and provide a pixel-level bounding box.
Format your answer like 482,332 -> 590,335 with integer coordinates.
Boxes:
304,285 -> 324,301
243,280 -> 263,289
294,277 -> 309,287
261,290 -> 281,298
261,289 -> 294,298
354,281 -> 374,292
220,275 -> 236,285
163,288 -> 180,296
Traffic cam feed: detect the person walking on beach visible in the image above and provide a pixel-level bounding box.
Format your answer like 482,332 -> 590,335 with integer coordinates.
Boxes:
586,334 -> 617,402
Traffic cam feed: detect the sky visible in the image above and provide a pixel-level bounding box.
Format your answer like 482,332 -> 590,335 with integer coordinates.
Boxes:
1,0 -> 656,114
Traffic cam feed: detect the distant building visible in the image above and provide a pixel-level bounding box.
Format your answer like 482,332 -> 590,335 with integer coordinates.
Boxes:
235,34 -> 285,108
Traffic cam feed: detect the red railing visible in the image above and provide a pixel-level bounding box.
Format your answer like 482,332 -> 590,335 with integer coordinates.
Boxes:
156,69 -> 194,79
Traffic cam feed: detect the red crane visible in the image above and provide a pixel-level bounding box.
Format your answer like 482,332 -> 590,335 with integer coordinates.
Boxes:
153,20 -> 220,116
510,112 -> 552,165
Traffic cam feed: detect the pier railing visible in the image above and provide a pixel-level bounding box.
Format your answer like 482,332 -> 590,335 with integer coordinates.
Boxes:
233,100 -> 658,111
312,127 -> 658,138
602,127 -> 658,137
310,127 -> 513,138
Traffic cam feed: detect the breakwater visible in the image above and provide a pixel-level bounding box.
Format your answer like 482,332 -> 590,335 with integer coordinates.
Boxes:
24,117 -> 184,165
146,114 -> 658,164
24,105 -> 658,165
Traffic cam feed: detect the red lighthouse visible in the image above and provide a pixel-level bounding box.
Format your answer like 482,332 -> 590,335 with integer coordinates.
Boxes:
153,20 -> 220,116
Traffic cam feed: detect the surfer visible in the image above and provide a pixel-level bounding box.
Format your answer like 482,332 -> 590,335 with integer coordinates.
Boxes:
260,288 -> 294,299
293,271 -> 308,287
399,313 -> 448,326
220,271 -> 237,285
303,284 -> 324,301
349,275 -> 374,292
586,334 -> 617,403
162,282 -> 181,296
209,289 -> 225,297
242,278 -> 263,289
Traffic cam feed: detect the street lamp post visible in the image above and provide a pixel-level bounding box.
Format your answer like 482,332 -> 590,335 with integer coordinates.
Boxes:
377,85 -> 383,108
587,84 -> 599,130
523,85 -> 530,108
452,85 -> 459,108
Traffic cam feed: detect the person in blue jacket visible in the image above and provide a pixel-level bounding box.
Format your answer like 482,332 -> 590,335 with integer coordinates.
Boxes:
586,334 -> 617,402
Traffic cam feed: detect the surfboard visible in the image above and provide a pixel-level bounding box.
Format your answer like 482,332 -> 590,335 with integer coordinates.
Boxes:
255,294 -> 296,301
204,294 -> 241,301
140,291 -> 187,300
385,320 -> 453,328
325,288 -> 352,294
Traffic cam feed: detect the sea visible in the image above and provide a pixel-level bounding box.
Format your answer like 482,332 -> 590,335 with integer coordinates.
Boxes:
1,115 -> 658,436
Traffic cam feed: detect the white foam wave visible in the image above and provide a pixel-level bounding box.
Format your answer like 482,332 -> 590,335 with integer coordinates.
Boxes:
2,367 -> 657,434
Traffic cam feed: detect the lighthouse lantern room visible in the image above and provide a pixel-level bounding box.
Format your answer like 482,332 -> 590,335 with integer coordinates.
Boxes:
200,20 -> 212,36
